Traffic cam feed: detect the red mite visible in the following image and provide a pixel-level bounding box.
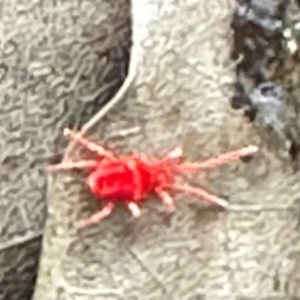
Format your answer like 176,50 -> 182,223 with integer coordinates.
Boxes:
48,128 -> 258,228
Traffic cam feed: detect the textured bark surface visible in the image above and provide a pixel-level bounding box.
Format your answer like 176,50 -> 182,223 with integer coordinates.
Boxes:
33,0 -> 300,300
0,1 -> 131,299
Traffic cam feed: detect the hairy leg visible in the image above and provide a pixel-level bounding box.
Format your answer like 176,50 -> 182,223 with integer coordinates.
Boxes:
169,183 -> 229,208
63,128 -> 117,161
127,202 -> 141,217
165,147 -> 183,160
126,160 -> 143,200
79,202 -> 115,228
155,188 -> 175,210
179,145 -> 258,172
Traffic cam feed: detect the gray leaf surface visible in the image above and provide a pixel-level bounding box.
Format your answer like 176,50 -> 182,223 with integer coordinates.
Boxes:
0,0 -> 131,299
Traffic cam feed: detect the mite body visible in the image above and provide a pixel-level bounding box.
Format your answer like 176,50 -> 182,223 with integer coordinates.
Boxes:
87,155 -> 173,203
48,128 -> 258,228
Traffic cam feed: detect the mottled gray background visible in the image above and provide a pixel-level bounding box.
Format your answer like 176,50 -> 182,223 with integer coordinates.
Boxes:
0,0 -> 130,299
2,0 -> 300,300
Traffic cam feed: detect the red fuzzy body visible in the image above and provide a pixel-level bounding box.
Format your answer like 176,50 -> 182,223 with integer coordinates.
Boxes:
87,156 -> 174,204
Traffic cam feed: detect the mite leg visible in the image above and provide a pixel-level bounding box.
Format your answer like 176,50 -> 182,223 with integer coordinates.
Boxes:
127,202 -> 141,217
126,160 -> 143,200
179,145 -> 258,172
47,160 -> 98,172
159,147 -> 183,166
169,183 -> 229,208
165,147 -> 183,160
63,128 -> 117,161
79,202 -> 115,228
155,188 -> 175,211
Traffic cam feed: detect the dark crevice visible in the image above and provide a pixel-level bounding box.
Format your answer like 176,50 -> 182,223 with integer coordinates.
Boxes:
230,0 -> 300,169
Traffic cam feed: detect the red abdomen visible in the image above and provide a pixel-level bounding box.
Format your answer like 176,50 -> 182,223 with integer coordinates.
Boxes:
86,157 -> 154,203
